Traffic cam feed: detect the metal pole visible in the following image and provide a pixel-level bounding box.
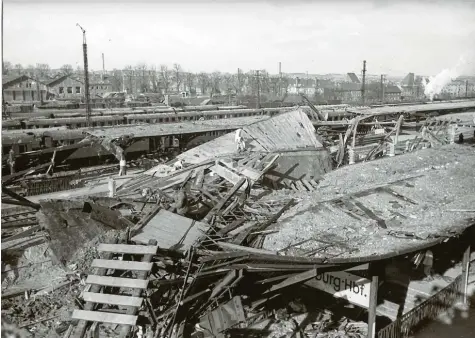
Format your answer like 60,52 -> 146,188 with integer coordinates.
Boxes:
102,53 -> 105,81
279,62 -> 282,97
362,60 -> 366,106
256,70 -> 261,109
77,24 -> 91,128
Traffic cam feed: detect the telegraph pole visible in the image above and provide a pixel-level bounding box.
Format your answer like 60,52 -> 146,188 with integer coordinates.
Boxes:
279,62 -> 282,96
102,53 -> 105,81
361,60 -> 367,105
466,80 -> 469,98
256,70 -> 261,109
77,23 -> 91,127
380,74 -> 385,103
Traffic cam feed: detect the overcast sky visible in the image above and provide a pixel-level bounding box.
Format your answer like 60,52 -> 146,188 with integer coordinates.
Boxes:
3,0 -> 475,76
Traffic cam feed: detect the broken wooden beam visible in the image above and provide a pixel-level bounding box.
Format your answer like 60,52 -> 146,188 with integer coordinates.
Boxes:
217,242 -> 278,255
203,178 -> 247,223
262,269 -> 318,294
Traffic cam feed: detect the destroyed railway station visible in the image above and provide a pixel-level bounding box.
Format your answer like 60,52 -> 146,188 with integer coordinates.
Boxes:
1,101 -> 475,338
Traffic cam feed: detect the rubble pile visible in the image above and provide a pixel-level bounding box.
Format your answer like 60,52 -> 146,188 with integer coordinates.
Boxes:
2,109 -> 474,338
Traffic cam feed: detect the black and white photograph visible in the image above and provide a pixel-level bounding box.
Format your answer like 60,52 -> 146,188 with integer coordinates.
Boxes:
1,1 -> 475,337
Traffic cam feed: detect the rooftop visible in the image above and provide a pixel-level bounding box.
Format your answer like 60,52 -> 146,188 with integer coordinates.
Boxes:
85,115 -> 269,139
261,145 -> 475,262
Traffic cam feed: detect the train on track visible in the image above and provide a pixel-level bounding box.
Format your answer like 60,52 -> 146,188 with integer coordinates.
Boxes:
2,105 -> 354,130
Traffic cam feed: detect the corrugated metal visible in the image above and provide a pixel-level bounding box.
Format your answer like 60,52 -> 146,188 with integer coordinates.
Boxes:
131,209 -> 209,250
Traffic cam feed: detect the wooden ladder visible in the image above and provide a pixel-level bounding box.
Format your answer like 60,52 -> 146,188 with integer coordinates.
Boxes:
70,243 -> 157,338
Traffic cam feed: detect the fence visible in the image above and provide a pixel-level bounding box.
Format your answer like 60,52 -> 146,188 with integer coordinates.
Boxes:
377,275 -> 463,338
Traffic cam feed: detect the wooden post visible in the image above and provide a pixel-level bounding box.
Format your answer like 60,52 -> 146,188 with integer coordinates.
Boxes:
461,243 -> 471,305
367,264 -> 380,338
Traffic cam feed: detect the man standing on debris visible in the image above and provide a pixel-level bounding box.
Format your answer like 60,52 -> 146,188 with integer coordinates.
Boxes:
119,153 -> 127,176
235,129 -> 246,152
172,185 -> 188,216
7,148 -> 15,174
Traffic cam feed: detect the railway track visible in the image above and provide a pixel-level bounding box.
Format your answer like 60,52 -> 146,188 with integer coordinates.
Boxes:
70,242 -> 157,338
1,210 -> 38,228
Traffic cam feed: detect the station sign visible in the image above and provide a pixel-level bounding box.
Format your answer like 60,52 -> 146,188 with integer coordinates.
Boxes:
304,270 -> 371,308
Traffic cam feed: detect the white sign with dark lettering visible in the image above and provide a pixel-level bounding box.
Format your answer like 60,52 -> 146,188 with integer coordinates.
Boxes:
304,271 -> 371,308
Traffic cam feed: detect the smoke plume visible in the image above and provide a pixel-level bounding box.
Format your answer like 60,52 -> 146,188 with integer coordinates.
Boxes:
422,56 -> 470,101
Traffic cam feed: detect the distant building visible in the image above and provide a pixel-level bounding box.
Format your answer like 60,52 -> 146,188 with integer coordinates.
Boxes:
384,85 -> 402,102
442,80 -> 467,98
334,82 -> 362,102
48,75 -> 84,100
89,82 -> 113,98
2,75 -> 51,102
288,77 -> 317,95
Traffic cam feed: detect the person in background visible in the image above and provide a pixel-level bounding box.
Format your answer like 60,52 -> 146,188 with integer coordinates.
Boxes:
119,153 -> 127,176
235,129 -> 246,152
423,249 -> 434,281
173,159 -> 184,171
7,149 -> 15,174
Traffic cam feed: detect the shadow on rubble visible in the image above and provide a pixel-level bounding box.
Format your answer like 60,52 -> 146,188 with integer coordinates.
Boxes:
214,285 -> 374,338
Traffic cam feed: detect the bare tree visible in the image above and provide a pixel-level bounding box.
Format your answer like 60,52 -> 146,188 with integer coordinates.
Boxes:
210,72 -> 222,97
260,70 -> 271,94
197,72 -> 209,96
110,69 -> 124,92
222,74 -> 233,95
269,76 -> 280,96
173,63 -> 183,93
135,63 -> 149,93
160,65 -> 171,94
35,63 -> 51,78
3,61 -> 13,75
150,66 -> 160,93
124,65 -> 134,93
14,64 -> 23,76
60,64 -> 74,75
232,70 -> 245,95
185,72 -> 195,95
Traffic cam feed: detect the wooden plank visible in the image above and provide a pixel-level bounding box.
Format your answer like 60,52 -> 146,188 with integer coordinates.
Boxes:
194,169 -> 205,188
309,179 -> 319,188
2,226 -> 40,243
217,242 -> 278,255
91,259 -> 153,271
203,178 -> 247,223
295,180 -> 307,191
71,310 -> 137,326
301,179 -> 314,192
263,269 -> 317,294
367,273 -> 379,338
97,244 -> 158,255
119,238 -> 156,338
210,163 -> 242,185
82,292 -> 143,307
239,167 -> 261,181
86,275 -> 149,289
